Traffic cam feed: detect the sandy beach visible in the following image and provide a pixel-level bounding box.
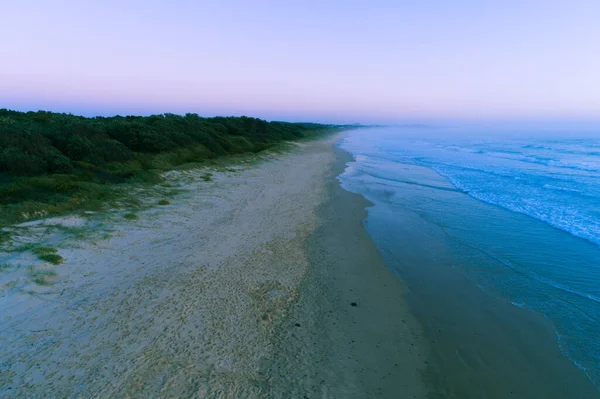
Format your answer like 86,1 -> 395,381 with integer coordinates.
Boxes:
0,134 -> 428,398
263,146 -> 429,398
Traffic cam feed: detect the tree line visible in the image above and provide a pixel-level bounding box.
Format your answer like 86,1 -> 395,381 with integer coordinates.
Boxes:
0,109 -> 328,176
0,109 -> 333,213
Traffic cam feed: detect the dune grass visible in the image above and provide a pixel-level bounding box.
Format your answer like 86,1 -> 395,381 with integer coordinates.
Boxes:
29,268 -> 58,285
0,230 -> 12,243
31,246 -> 58,255
31,246 -> 64,264
12,243 -> 36,253
38,254 -> 64,265
123,213 -> 139,220
200,173 -> 213,182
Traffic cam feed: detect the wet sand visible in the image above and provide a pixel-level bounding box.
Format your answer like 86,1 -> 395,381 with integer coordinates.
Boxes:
374,201 -> 600,399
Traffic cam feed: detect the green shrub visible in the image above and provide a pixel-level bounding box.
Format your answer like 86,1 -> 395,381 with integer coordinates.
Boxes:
0,230 -> 11,243
200,173 -> 213,182
31,246 -> 58,255
158,199 -> 170,205
123,213 -> 138,220
38,254 -> 64,265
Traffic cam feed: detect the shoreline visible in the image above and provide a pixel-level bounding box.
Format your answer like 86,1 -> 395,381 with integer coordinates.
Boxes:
337,133 -> 600,398
263,144 -> 429,397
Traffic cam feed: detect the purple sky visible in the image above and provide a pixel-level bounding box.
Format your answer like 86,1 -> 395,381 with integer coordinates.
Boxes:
1,1 -> 599,123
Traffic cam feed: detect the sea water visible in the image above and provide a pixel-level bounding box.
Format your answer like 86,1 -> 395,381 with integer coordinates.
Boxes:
338,126 -> 600,390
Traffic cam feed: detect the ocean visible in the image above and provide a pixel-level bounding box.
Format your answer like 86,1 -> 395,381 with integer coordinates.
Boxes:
338,126 -> 600,393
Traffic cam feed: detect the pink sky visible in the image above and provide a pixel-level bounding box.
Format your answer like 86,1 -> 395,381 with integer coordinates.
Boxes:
1,1 -> 600,124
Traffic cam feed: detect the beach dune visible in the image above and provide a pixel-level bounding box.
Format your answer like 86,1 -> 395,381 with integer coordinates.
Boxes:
0,135 -> 427,398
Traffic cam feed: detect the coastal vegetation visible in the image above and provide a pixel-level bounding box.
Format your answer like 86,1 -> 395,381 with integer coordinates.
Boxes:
31,246 -> 64,264
0,109 -> 333,223
28,267 -> 58,285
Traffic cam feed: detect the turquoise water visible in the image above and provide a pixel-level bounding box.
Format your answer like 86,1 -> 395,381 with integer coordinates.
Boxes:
338,126 -> 600,390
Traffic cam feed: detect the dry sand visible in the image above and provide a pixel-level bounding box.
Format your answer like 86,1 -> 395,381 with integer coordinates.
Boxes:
0,135 -> 428,398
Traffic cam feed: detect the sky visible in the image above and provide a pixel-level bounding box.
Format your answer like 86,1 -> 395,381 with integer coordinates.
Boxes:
1,0 -> 599,124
